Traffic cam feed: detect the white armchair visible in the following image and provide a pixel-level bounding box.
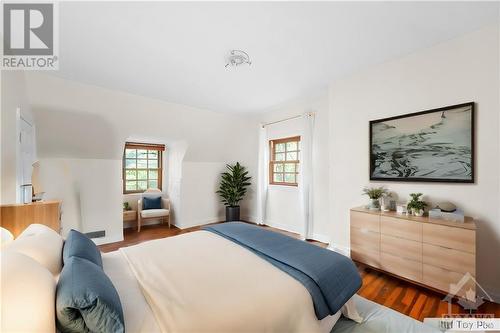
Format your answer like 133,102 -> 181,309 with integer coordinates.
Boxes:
137,189 -> 171,232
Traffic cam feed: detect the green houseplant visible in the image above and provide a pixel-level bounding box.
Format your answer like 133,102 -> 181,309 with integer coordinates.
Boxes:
407,193 -> 427,216
216,162 -> 251,221
362,186 -> 389,210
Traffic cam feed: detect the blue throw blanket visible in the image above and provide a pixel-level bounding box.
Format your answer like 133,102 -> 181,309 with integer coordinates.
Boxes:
203,222 -> 362,319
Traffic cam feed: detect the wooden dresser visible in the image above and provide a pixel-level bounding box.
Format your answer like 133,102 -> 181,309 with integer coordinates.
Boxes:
0,201 -> 61,237
350,206 -> 476,299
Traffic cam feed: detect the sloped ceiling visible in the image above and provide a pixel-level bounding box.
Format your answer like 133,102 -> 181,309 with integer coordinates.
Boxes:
48,1 -> 499,113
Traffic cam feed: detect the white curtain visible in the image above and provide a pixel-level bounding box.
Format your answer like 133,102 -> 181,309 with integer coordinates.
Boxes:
257,125 -> 269,225
299,113 -> 315,239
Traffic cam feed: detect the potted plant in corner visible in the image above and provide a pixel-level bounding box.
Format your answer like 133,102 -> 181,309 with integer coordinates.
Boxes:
216,162 -> 251,222
407,193 -> 427,217
362,186 -> 389,210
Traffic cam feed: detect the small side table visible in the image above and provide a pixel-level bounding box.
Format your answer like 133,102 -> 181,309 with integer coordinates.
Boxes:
123,210 -> 137,224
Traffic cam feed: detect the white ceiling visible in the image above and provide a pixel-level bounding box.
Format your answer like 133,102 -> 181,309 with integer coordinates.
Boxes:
52,1 -> 499,113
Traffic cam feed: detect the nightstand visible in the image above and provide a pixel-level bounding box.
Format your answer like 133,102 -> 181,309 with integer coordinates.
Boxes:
123,210 -> 137,223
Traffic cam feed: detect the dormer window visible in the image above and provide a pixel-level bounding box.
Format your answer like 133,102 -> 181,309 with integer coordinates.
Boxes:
123,142 -> 165,194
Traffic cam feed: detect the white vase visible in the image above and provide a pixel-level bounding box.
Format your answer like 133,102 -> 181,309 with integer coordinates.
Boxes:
413,209 -> 424,217
369,198 -> 380,210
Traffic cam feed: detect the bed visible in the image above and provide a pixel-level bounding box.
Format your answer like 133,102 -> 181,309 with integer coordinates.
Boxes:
1,222 -> 362,333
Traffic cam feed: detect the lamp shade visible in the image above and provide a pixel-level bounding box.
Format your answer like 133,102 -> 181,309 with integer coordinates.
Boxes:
31,160 -> 43,195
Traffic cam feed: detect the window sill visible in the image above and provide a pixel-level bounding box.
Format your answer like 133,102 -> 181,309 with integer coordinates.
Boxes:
269,183 -> 298,187
268,184 -> 299,190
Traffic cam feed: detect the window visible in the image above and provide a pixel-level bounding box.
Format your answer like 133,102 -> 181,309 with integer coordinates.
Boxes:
269,136 -> 300,186
123,142 -> 165,194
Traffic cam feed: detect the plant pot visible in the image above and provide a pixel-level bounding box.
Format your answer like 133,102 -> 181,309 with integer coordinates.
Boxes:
225,206 -> 240,222
368,198 -> 380,210
413,208 -> 424,217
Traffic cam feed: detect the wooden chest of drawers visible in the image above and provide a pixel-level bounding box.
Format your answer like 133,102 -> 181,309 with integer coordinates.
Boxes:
0,201 -> 61,237
350,207 -> 476,300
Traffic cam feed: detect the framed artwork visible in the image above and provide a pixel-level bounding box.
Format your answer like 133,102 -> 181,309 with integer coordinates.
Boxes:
369,102 -> 474,183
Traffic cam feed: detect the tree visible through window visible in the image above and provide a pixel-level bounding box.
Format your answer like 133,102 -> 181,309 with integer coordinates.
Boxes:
123,142 -> 165,194
269,136 -> 300,186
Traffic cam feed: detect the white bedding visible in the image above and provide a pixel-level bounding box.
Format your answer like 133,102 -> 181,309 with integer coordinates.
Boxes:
103,230 -> 344,333
103,250 -> 162,333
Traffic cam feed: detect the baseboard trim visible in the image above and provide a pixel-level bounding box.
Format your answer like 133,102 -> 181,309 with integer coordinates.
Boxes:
91,234 -> 123,246
311,233 -> 330,244
240,215 -> 259,224
264,219 -> 302,235
327,244 -> 350,257
175,216 -> 224,230
243,218 -> 330,243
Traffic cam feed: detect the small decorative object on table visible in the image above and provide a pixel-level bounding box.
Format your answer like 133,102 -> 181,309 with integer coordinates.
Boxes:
380,193 -> 392,212
429,201 -> 464,222
123,202 -> 131,211
406,193 -> 427,217
435,201 -> 457,212
396,203 -> 407,215
362,186 -> 389,211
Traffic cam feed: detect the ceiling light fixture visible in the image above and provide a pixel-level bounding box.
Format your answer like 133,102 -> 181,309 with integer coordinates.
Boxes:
225,50 -> 251,68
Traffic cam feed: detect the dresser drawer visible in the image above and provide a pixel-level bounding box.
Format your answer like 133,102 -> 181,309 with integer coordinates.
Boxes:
423,223 -> 475,254
351,211 -> 379,232
381,234 -> 422,262
381,252 -> 422,283
423,264 -> 475,300
351,245 -> 380,268
351,227 -> 379,250
380,216 -> 422,242
423,243 -> 475,275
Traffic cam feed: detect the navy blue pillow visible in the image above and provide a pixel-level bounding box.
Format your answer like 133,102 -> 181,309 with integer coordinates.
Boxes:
143,196 -> 162,210
63,229 -> 102,268
56,256 -> 125,333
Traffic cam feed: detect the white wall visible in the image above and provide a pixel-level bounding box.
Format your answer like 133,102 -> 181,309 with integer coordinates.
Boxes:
329,25 -> 500,300
259,91 -> 331,242
179,162 -> 226,228
38,158 -> 123,244
0,71 -> 35,204
25,73 -> 258,242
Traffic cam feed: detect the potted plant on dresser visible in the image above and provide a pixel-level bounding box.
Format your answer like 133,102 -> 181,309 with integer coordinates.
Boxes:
216,162 -> 252,221
362,186 -> 389,210
407,193 -> 427,216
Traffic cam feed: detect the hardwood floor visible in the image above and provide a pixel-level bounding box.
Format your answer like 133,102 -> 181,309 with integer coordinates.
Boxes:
356,264 -> 500,320
99,223 -> 500,321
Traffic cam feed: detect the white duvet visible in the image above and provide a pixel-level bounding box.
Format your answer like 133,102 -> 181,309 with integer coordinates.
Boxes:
105,230 -> 348,333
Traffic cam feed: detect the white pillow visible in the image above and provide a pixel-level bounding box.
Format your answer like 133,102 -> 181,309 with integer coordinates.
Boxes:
0,252 -> 56,333
5,224 -> 63,275
0,227 -> 14,248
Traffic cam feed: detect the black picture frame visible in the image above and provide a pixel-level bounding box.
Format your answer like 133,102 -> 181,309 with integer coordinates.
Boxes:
369,102 -> 475,183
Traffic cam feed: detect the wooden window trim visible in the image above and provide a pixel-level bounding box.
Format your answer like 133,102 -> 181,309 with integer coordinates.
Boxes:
269,136 -> 301,186
124,142 -> 165,151
123,142 -> 165,194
